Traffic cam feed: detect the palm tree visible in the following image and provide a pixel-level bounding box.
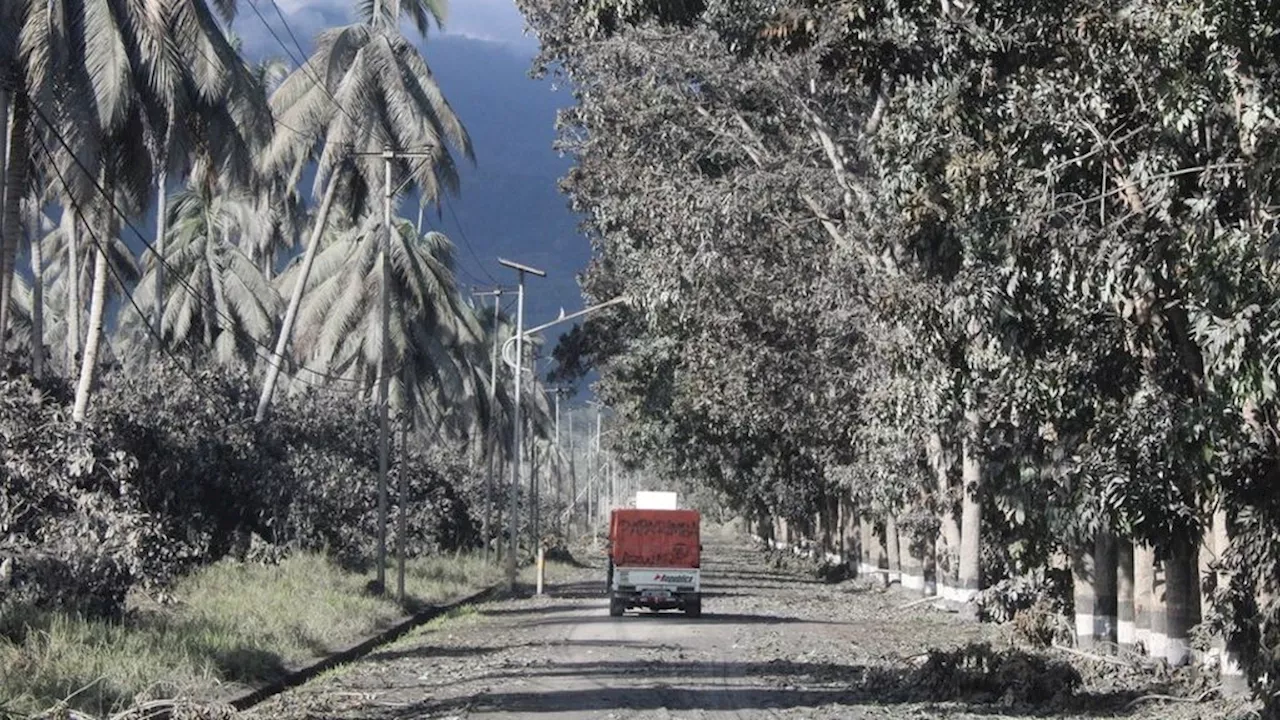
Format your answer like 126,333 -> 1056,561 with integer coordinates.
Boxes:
288,216 -> 484,427
40,206 -> 138,376
11,0 -> 270,414
148,16 -> 274,340
22,195 -> 53,377
255,0 -> 474,421
120,175 -> 282,368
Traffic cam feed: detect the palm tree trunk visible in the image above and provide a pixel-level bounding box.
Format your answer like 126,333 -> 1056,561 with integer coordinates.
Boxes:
0,88 -> 9,270
205,228 -> 229,350
153,162 -> 170,342
0,89 -> 9,256
256,179 -> 340,421
66,210 -> 82,372
0,92 -> 30,355
73,190 -> 112,422
28,199 -> 44,378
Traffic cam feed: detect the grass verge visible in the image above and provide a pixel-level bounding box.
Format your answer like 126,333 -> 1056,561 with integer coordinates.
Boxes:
0,552 -> 503,718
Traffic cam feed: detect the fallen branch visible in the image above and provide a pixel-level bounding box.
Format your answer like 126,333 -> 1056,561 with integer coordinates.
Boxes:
1124,686 -> 1220,710
1050,643 -> 1132,668
898,595 -> 937,609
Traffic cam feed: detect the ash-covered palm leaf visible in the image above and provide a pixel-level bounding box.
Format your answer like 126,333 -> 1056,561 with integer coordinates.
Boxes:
356,0 -> 449,35
118,184 -> 282,368
288,216 -> 484,428
256,0 -> 472,421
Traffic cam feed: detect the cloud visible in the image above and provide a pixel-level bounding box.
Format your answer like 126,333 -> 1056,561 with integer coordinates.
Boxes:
233,0 -> 536,59
440,0 -> 536,51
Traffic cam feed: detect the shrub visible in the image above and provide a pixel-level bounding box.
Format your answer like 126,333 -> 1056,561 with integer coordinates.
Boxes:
1,362 -> 483,619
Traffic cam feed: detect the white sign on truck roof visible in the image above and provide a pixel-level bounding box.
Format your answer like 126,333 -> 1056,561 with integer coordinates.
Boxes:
635,491 -> 678,510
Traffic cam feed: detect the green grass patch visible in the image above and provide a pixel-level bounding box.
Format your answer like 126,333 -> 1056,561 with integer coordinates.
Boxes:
0,552 -> 503,718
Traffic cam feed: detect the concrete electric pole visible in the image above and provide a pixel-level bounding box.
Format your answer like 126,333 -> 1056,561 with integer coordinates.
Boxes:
498,258 -> 546,590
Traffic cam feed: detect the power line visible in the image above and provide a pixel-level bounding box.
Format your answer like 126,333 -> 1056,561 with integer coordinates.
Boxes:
439,192 -> 499,285
29,103 -> 365,390
247,0 -> 365,130
31,127 -> 227,403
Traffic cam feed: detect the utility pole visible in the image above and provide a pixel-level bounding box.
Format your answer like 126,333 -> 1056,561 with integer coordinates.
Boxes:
472,286 -> 509,563
498,258 -> 546,590
358,146 -> 434,595
529,420 -> 539,549
546,387 -> 570,534
568,406 -> 577,533
585,401 -> 604,539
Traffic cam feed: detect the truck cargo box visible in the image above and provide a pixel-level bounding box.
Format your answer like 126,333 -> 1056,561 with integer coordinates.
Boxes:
608,509 -> 701,569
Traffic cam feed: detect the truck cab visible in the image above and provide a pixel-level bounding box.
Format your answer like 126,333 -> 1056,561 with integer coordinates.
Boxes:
607,507 -> 702,617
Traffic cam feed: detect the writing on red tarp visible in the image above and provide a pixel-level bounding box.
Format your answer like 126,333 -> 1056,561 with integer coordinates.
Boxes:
616,517 -> 698,539
613,517 -> 699,567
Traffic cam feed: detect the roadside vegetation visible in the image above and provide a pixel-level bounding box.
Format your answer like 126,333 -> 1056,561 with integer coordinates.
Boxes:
0,0 -> 578,716
0,553 -> 503,718
526,0 -> 1280,712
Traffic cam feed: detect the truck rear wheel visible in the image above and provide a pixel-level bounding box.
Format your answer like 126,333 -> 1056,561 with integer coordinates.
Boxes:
609,594 -> 626,617
684,595 -> 702,618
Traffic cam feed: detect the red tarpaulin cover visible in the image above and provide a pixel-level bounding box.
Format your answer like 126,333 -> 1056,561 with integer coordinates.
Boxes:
608,509 -> 701,568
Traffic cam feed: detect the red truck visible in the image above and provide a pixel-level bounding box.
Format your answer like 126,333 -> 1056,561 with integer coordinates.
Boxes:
606,508 -> 702,617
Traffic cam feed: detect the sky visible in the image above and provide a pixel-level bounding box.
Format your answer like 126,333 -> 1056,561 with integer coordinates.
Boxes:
241,0 -> 541,50
229,0 -> 596,394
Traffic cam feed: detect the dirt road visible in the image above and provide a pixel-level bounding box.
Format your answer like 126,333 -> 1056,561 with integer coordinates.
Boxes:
247,537 -> 1249,719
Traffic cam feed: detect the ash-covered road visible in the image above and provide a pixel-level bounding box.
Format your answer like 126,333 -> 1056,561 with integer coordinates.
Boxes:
246,537 -> 1243,719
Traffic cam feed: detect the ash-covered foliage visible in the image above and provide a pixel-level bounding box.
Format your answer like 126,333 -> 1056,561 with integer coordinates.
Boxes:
0,361 -> 480,619
526,0 -> 1280,709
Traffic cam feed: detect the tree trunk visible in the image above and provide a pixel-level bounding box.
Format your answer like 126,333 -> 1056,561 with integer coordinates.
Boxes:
898,519 -> 922,592
1164,533 -> 1195,666
1096,531 -> 1119,646
755,500 -> 773,545
152,161 -> 170,342
27,199 -> 43,378
840,491 -> 856,569
0,88 -> 10,230
930,431 -> 961,603
1210,509 -> 1248,695
861,516 -> 887,586
857,515 -> 872,578
957,405 -> 983,610
1135,543 -> 1155,654
820,494 -> 836,562
0,92 -> 30,355
922,522 -> 938,597
66,210 -> 82,374
0,90 -> 9,312
1118,541 -> 1135,650
885,514 -> 902,586
73,192 -> 112,422
256,179 -> 340,421
1071,540 -> 1098,649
